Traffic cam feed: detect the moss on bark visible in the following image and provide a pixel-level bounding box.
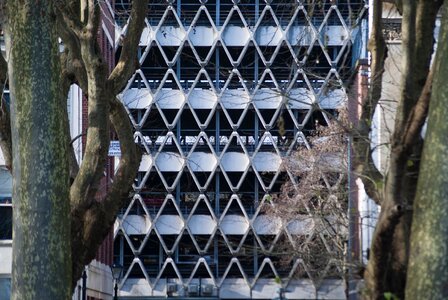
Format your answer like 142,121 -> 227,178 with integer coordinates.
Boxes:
6,1 -> 72,299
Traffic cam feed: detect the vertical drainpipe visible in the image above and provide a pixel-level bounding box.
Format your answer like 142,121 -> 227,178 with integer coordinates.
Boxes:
215,0 -> 221,290
82,268 -> 87,300
347,134 -> 355,299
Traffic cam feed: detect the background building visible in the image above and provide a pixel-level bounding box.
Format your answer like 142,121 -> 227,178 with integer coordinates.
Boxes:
113,0 -> 368,298
0,153 -> 12,300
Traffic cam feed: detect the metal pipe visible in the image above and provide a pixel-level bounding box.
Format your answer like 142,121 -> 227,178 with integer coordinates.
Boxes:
82,270 -> 87,300
114,280 -> 118,300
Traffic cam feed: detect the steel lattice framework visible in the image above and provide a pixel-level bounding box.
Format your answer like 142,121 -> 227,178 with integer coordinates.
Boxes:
110,0 -> 367,298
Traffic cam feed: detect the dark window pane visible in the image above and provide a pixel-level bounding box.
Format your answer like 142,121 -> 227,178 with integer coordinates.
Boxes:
0,206 -> 12,240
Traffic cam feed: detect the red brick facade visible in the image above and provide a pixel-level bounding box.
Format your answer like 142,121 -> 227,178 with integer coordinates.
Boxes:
348,59 -> 370,264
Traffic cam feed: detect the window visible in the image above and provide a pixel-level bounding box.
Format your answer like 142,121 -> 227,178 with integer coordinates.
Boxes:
0,199 -> 12,240
0,277 -> 11,300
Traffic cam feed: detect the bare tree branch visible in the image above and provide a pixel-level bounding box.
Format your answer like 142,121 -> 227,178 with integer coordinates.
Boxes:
71,96 -> 141,284
0,101 -> 11,171
54,0 -> 83,36
57,11 -> 89,90
365,0 -> 442,297
108,0 -> 147,94
402,69 -> 433,148
65,0 -> 148,286
391,0 -> 442,148
59,57 -> 81,182
0,51 -> 11,171
85,0 -> 101,38
352,0 -> 386,204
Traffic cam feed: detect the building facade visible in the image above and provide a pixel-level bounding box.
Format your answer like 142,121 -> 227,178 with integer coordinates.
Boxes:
0,162 -> 12,300
113,0 -> 368,299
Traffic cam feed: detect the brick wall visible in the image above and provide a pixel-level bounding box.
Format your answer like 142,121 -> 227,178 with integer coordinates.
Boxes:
347,59 -> 370,263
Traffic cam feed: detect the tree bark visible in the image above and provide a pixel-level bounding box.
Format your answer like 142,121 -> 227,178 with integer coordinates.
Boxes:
62,0 -> 147,286
406,3 -> 448,298
0,0 -> 147,296
353,0 -> 385,205
0,54 -> 12,171
5,1 -> 72,299
364,0 -> 442,298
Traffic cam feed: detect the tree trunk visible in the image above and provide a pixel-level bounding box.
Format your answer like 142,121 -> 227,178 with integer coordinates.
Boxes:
5,1 -> 72,299
406,4 -> 448,299
364,1 -> 442,298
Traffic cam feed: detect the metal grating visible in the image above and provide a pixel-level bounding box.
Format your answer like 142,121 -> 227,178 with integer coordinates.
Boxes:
112,0 -> 367,298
